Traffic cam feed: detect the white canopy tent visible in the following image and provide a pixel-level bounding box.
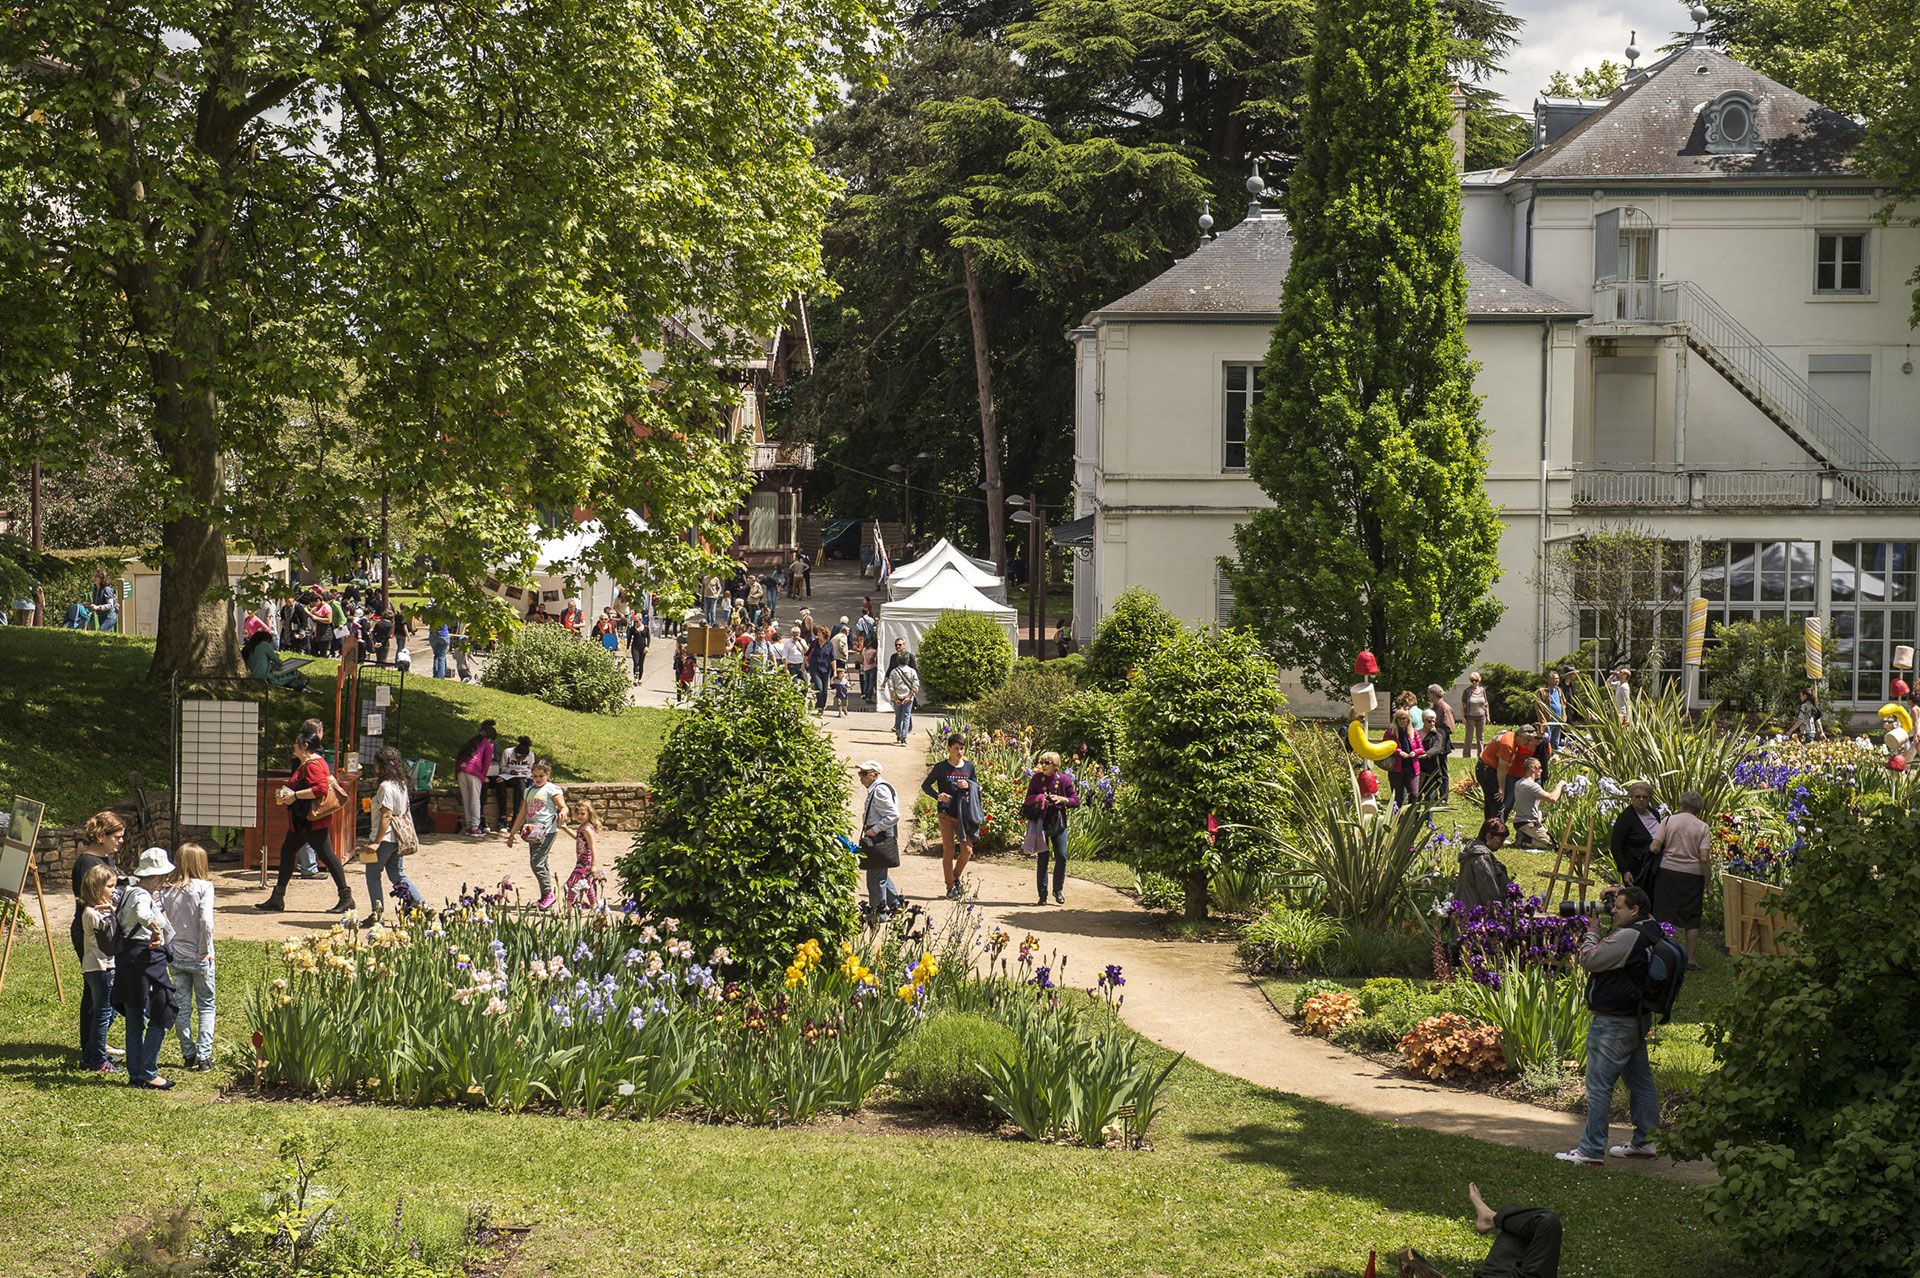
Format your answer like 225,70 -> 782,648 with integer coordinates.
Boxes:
492,511 -> 649,621
886,538 -> 1007,601
876,566 -> 1020,709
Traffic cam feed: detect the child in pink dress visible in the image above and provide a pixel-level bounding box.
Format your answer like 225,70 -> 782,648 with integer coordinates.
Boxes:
563,800 -> 599,908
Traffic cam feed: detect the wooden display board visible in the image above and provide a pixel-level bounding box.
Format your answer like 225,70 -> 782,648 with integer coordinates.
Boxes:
1722,873 -> 1793,957
0,795 -> 64,1003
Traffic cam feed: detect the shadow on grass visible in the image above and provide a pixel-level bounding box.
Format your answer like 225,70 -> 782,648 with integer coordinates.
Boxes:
0,1039 -> 98,1088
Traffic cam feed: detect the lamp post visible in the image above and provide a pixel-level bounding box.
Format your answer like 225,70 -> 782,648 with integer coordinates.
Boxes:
888,452 -> 934,543
1010,495 -> 1046,659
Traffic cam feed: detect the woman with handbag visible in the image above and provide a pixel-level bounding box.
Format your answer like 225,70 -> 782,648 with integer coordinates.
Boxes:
256,730 -> 354,915
855,761 -> 902,922
1023,752 -> 1080,906
362,747 -> 423,926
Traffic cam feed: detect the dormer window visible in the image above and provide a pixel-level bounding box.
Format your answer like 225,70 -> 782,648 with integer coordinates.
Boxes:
1705,90 -> 1762,154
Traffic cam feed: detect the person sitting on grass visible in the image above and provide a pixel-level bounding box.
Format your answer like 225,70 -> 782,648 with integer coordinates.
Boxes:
1393,1183 -> 1561,1278
1506,757 -> 1563,849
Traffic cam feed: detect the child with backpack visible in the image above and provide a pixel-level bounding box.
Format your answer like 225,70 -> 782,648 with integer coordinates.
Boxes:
76,864 -> 121,1074
156,843 -> 217,1071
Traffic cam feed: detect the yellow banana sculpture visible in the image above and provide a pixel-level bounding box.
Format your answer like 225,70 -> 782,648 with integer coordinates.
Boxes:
1881,702 -> 1914,738
1348,716 -> 1398,761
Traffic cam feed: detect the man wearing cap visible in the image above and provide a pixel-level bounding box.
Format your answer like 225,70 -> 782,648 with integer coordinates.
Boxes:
113,847 -> 180,1089
856,762 -> 902,921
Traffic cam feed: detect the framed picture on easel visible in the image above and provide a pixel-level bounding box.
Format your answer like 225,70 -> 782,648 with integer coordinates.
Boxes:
0,795 -> 63,1003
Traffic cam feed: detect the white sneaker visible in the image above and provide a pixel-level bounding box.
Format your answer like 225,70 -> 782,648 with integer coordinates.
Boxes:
104,1045 -> 125,1060
1609,1142 -> 1660,1159
1554,1149 -> 1604,1167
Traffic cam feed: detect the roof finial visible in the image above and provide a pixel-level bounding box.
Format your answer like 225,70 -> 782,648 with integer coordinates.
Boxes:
1625,31 -> 1641,69
1245,159 -> 1268,219
1198,197 -> 1215,241
1690,4 -> 1709,35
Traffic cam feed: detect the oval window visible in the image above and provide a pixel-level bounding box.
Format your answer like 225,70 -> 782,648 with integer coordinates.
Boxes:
1720,103 -> 1751,143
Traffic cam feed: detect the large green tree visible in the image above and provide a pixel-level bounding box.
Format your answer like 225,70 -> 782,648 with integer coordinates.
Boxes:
1705,0 -> 1920,323
1223,0 -> 1503,698
0,0 -> 883,675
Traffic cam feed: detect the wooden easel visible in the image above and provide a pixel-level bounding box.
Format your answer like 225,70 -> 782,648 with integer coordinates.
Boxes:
0,859 -> 66,997
1540,813 -> 1598,908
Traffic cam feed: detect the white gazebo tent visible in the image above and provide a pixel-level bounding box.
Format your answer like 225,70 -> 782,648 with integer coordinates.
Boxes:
876,565 -> 1019,709
493,511 -> 649,620
886,538 -> 1007,601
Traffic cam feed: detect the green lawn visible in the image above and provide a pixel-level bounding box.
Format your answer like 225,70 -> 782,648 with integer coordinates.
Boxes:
0,940 -> 1753,1278
0,628 -> 672,826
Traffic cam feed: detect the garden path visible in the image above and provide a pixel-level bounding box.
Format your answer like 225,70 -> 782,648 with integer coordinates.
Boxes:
810,670 -> 1711,1178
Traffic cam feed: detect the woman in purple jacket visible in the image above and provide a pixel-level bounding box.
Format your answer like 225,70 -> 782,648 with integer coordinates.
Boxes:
1022,752 -> 1081,906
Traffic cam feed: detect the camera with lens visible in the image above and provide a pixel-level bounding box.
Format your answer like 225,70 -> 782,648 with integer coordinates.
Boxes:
1600,887 -> 1619,911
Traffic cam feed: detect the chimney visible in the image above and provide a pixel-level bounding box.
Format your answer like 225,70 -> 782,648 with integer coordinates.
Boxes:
1449,83 -> 1469,172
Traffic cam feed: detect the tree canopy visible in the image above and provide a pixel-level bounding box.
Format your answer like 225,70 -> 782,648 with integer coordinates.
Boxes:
1223,0 -> 1504,697
0,0 -> 886,675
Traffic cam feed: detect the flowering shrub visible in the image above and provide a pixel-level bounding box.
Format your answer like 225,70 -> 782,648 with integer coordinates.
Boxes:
1398,1014 -> 1507,1080
1448,884 -> 1586,986
1300,990 -> 1362,1037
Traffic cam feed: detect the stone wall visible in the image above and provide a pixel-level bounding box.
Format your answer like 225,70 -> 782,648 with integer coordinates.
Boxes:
420,782 -> 653,832
31,791 -> 177,885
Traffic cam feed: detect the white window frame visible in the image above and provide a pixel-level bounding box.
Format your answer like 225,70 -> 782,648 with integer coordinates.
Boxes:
1813,231 -> 1870,296
1222,362 -> 1262,473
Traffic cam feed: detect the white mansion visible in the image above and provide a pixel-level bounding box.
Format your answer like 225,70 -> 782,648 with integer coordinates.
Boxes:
1066,43 -> 1919,713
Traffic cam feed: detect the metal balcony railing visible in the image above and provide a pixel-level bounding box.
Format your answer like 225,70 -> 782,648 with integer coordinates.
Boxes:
748,441 -> 815,472
1571,466 -> 1920,509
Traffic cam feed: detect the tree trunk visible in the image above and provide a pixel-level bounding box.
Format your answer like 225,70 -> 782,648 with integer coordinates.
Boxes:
1183,868 -> 1209,921
961,247 -> 1007,574
149,359 -> 242,679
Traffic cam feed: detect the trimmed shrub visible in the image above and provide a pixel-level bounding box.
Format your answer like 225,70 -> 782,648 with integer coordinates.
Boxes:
1045,689 -> 1124,764
616,667 -> 856,977
917,611 -> 1014,704
889,1011 -> 1019,1121
1083,586 -> 1182,691
1117,627 -> 1288,918
969,662 -> 1078,738
1475,661 -> 1542,726
482,623 -> 630,713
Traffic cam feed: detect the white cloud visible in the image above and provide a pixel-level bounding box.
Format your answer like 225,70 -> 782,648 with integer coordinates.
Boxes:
1483,0 -> 1703,110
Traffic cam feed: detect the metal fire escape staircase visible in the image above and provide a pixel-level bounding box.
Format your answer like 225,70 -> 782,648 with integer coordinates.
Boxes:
1652,279 -> 1894,499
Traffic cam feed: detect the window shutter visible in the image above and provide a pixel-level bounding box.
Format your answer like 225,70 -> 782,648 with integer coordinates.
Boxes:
1593,208 -> 1622,282
1216,569 -> 1236,626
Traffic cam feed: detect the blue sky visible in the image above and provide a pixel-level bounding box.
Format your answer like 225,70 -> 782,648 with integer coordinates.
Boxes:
1485,0 -> 1703,109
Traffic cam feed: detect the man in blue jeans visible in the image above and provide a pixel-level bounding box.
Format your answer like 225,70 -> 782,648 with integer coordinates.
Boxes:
430,623 -> 450,679
885,658 -> 920,745
1557,885 -> 1662,1165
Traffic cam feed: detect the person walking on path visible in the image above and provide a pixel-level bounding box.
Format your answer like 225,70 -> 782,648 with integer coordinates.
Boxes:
75,864 -> 121,1074
455,720 -> 497,836
1461,672 -> 1489,757
1558,885 -> 1662,1166
807,626 -> 835,716
856,761 -> 902,922
112,846 -> 180,1089
627,611 -> 651,682
257,730 -> 354,915
923,733 -> 982,900
700,574 -> 722,626
507,760 -> 568,909
1650,791 -> 1711,969
886,655 -> 920,744
563,799 -> 600,908
1023,751 -> 1079,906
674,642 -> 697,702
156,843 -> 216,1072
363,747 -> 424,925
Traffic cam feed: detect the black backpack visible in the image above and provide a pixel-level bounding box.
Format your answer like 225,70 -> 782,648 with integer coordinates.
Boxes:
90,904 -> 130,959
1638,924 -> 1688,1023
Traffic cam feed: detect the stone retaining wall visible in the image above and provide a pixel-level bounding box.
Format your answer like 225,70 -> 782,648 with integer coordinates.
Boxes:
420,782 -> 653,831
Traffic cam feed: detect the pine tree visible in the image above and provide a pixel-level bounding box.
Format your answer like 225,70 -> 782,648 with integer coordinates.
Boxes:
1223,0 -> 1504,698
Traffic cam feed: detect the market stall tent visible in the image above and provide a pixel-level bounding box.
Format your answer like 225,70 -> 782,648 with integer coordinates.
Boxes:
886,539 -> 1007,601
876,566 -> 1019,709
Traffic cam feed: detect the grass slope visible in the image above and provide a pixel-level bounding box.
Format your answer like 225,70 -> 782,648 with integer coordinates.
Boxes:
0,941 -> 1752,1278
0,628 -> 672,827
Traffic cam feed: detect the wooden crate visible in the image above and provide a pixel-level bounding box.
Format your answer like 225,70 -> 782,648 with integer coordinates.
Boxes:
1722,873 -> 1793,957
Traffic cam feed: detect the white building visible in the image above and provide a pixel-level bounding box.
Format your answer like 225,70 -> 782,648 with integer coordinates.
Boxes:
1070,42 -> 1920,712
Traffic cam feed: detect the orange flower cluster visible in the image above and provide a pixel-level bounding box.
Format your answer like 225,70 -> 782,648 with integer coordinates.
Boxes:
1300,991 -> 1363,1037
1398,1014 -> 1507,1080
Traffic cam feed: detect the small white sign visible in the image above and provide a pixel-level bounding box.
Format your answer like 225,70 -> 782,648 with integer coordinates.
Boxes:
374,685 -> 392,708
366,711 -> 384,736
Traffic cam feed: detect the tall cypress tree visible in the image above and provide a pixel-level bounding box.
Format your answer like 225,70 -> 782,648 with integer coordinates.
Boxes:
1224,0 -> 1504,697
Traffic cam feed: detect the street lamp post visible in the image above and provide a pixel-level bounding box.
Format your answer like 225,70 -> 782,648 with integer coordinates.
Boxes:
1010,494 -> 1046,659
887,452 -> 934,544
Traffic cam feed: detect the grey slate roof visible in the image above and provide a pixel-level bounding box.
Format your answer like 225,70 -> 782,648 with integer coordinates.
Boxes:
1091,214 -> 1586,321
1512,46 -> 1863,180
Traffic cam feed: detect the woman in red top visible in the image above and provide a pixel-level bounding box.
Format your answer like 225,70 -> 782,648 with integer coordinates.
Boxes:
257,731 -> 354,914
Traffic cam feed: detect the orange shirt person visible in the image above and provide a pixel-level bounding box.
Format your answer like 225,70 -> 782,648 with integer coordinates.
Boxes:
1475,725 -> 1540,821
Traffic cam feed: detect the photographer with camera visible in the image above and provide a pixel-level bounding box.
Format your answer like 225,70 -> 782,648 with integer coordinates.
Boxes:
1557,885 -> 1671,1166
